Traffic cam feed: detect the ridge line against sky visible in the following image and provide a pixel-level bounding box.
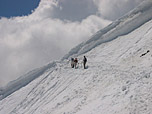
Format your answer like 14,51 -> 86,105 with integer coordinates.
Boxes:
0,0 -> 143,87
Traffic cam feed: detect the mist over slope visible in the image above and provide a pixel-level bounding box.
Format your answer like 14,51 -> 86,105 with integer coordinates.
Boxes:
0,0 -> 111,87
0,0 -> 152,114
63,0 -> 152,59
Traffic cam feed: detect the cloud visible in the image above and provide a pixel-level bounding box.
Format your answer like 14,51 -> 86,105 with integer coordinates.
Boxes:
50,0 -> 98,21
0,0 -> 143,86
0,0 -> 111,86
93,0 -> 143,20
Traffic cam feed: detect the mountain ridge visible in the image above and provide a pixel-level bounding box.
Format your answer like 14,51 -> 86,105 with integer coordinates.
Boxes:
0,0 -> 152,113
1,0 -> 152,101
63,0 -> 152,60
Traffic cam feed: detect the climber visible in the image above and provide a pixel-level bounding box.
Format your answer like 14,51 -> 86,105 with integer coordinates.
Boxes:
71,58 -> 74,68
74,58 -> 78,69
83,56 -> 87,69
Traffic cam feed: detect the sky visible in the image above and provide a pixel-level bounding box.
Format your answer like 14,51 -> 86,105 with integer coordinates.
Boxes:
0,0 -> 40,17
0,0 -> 143,87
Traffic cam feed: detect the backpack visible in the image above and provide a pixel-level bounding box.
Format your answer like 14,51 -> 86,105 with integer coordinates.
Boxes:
74,58 -> 78,63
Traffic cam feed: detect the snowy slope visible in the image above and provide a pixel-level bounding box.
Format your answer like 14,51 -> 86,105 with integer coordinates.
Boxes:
63,0 -> 152,59
0,0 -> 152,114
0,62 -> 56,100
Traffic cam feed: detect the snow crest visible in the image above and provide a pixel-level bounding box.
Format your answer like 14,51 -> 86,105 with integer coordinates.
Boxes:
0,62 -> 56,100
63,0 -> 152,60
0,0 -> 152,114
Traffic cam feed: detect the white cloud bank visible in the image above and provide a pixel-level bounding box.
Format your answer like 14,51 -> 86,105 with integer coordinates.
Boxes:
0,0 -> 142,86
93,0 -> 143,20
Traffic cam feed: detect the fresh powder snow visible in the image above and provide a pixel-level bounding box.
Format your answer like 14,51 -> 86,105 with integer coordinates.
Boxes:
0,0 -> 152,114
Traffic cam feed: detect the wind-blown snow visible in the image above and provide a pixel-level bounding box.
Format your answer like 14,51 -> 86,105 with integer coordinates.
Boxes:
62,0 -> 152,60
0,0 -> 152,114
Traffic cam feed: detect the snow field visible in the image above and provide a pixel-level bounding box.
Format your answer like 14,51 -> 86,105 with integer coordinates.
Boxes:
0,0 -> 152,113
1,19 -> 152,113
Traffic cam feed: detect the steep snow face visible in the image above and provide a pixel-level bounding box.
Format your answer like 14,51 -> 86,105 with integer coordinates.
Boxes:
0,0 -> 151,100
63,0 -> 152,60
0,62 -> 56,100
0,18 -> 152,114
0,0 -> 152,114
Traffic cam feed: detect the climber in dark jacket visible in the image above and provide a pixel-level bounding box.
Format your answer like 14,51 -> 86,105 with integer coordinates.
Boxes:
83,56 -> 87,69
71,58 -> 74,68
